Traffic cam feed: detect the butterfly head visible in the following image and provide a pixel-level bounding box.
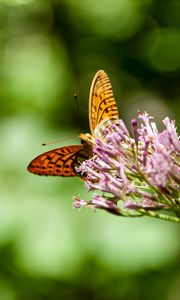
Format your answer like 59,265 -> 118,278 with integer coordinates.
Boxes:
79,133 -> 95,145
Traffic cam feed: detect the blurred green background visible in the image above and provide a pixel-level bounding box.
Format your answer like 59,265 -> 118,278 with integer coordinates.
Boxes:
0,0 -> 180,299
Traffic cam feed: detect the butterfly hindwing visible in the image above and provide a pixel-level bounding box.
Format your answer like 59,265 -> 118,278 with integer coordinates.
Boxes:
27,145 -> 83,177
88,70 -> 119,134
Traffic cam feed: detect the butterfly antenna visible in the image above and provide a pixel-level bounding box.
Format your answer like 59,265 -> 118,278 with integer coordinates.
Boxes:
74,93 -> 80,115
42,136 -> 77,146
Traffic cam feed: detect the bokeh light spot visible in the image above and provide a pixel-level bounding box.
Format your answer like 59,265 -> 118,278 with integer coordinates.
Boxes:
145,28 -> 180,72
67,0 -> 145,39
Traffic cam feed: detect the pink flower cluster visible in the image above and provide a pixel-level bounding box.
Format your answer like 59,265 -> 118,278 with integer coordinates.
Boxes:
73,112 -> 180,222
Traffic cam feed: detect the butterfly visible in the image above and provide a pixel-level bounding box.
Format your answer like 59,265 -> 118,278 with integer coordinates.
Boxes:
27,70 -> 119,177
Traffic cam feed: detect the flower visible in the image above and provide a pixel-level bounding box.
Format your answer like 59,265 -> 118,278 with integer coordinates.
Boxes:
73,112 -> 180,223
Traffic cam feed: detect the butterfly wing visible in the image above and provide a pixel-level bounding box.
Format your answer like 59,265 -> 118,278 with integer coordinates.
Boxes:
88,70 -> 119,134
27,145 -> 84,177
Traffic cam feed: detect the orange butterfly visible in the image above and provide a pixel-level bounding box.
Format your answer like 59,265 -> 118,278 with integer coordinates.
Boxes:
27,70 -> 119,177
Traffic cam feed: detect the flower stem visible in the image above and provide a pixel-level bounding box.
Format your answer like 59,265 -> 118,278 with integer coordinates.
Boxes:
138,209 -> 180,223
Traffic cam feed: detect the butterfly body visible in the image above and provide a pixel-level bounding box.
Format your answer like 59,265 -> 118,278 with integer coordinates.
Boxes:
27,70 -> 119,177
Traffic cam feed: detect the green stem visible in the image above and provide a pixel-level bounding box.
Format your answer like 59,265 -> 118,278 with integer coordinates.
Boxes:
138,209 -> 180,223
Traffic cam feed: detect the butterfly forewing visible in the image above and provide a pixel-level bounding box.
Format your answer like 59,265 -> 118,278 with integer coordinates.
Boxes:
27,145 -> 83,177
89,70 -> 119,134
